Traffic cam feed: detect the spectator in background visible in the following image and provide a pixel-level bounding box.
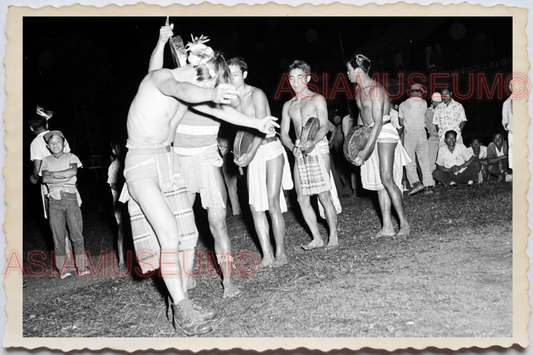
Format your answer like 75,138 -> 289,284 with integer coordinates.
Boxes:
40,130 -> 89,279
425,93 -> 441,175
467,135 -> 488,184
487,130 -> 511,183
29,106 -> 74,255
218,124 -> 242,216
433,130 -> 481,188
433,88 -> 467,147
108,139 -> 126,270
399,84 -> 434,195
502,89 -> 513,170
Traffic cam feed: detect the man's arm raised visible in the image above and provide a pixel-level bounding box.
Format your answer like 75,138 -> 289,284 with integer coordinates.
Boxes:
148,17 -> 174,73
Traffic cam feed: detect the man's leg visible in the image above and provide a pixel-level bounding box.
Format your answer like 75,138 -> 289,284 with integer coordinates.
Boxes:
432,169 -> 458,187
417,133 -> 434,187
206,167 -> 241,298
48,198 -> 68,275
293,163 -> 324,250
456,161 -> 482,184
403,130 -> 421,188
266,154 -> 287,266
318,153 -> 338,248
428,136 -> 439,175
378,142 -> 410,238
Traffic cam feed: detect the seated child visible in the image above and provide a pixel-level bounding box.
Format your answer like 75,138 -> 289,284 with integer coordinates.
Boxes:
40,130 -> 89,279
487,130 -> 510,182
467,135 -> 488,183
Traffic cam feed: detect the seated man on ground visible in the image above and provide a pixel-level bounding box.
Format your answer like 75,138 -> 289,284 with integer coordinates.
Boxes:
433,130 -> 481,188
486,130 -> 511,183
467,135 -> 488,184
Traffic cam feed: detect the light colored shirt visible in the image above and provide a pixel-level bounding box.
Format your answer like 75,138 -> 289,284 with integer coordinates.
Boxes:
467,145 -> 487,159
399,97 -> 428,128
40,152 -> 83,205
107,159 -> 123,187
436,143 -> 472,174
432,99 -> 467,141
502,97 -> 512,133
425,107 -> 438,137
30,130 -> 71,162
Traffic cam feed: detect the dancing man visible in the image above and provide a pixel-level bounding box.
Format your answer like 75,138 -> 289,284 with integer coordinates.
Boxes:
125,22 -> 278,335
230,57 -> 293,268
346,54 -> 411,239
280,59 -> 341,251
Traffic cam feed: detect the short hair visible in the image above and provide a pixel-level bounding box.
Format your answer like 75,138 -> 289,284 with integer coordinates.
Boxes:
445,130 -> 457,139
197,51 -> 232,86
288,59 -> 311,75
470,134 -> 482,143
347,53 -> 371,74
492,129 -> 505,140
28,115 -> 47,130
228,57 -> 248,73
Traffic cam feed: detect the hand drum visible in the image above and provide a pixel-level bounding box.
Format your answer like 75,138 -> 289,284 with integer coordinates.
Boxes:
344,125 -> 372,165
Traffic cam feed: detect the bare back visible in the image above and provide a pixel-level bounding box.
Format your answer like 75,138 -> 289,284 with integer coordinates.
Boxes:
355,80 -> 390,127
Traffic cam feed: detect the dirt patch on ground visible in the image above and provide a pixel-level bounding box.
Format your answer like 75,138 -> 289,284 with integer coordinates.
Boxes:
22,183 -> 512,337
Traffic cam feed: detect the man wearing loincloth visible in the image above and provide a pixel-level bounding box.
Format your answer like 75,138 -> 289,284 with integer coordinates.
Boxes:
230,57 -> 294,268
149,22 -> 278,299
125,22 -> 278,335
346,54 -> 411,239
280,60 -> 341,251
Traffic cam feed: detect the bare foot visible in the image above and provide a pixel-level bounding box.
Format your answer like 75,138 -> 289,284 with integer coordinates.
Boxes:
222,282 -> 242,299
301,238 -> 325,251
326,235 -> 339,249
271,256 -> 288,268
372,228 -> 396,240
259,257 -> 274,268
395,225 -> 411,239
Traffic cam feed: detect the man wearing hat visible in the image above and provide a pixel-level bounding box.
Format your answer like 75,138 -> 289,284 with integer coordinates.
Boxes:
399,84 -> 434,195
425,93 -> 442,176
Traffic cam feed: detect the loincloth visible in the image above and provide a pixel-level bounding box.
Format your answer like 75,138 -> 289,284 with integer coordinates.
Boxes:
173,144 -> 225,209
360,122 -> 411,191
295,137 -> 342,217
247,139 -> 293,212
122,144 -> 198,274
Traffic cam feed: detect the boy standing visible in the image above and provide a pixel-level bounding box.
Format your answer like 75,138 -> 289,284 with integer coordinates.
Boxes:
40,130 -> 89,279
280,60 -> 341,250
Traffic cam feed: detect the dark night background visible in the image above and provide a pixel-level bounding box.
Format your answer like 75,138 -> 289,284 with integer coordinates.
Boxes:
23,16 -> 512,211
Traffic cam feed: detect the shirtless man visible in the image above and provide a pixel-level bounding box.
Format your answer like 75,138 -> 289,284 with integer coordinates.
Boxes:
346,54 -> 410,238
230,57 -> 293,268
126,24 -> 278,334
149,21 -> 269,298
280,60 -> 340,251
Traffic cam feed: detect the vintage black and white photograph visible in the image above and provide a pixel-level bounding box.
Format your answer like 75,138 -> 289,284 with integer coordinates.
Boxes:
10,3 -> 525,348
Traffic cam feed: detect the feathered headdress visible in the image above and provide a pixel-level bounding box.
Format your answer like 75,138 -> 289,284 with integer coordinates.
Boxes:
36,105 -> 53,120
186,34 -> 215,71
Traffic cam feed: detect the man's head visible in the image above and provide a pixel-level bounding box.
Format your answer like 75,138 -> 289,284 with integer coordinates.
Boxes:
440,88 -> 452,104
228,57 -> 248,88
44,130 -> 66,155
410,84 -> 425,98
28,115 -> 48,134
196,51 -> 232,88
444,130 -> 457,148
470,135 -> 482,151
431,92 -> 442,108
346,54 -> 371,85
492,130 -> 505,149
288,59 -> 312,93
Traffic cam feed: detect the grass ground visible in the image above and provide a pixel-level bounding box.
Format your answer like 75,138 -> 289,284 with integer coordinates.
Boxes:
22,181 -> 512,338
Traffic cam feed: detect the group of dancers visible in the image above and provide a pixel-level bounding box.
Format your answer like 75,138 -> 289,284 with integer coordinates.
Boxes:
121,19 -> 411,335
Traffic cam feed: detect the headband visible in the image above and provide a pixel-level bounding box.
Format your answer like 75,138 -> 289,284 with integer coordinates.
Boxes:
36,105 -> 53,120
